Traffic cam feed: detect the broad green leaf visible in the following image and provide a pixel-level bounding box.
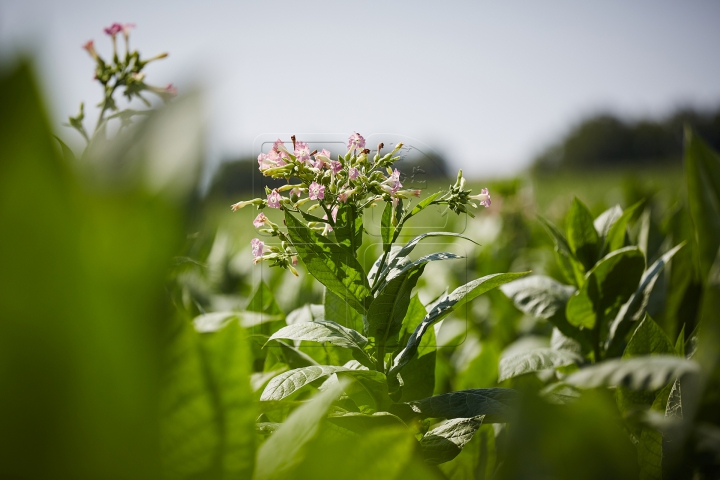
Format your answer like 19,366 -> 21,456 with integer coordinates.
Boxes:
324,289 -> 363,332
254,380 -> 347,480
198,320 -> 256,479
685,128 -> 720,279
538,215 -> 580,286
498,348 -> 582,382
260,365 -> 351,401
273,340 -> 320,369
457,341 -> 500,391
377,251 -> 464,293
396,296 -> 436,401
392,388 -> 519,423
367,263 -> 426,349
637,427 -> 663,480
602,200 -> 644,255
336,370 -> 393,412
540,382 -> 582,405
566,197 -> 600,273
593,205 -> 623,242
565,355 -> 700,391
606,243 -> 684,356
326,412 -> 407,433
566,247 -> 645,330
500,275 -> 584,346
390,272 -> 530,376
420,416 -> 485,465
269,321 -> 369,355
675,324 -> 686,357
285,211 -> 370,314
334,203 -> 363,253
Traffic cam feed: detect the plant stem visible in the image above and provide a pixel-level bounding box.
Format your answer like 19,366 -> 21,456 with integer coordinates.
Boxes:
376,344 -> 385,372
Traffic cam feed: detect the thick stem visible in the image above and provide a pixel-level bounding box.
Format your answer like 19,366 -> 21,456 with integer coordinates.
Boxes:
376,344 -> 385,372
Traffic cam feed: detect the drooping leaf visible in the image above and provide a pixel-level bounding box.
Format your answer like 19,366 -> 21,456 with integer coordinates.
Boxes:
500,275 -> 584,346
285,211 -> 370,314
565,355 -> 700,391
389,272 -> 530,376
685,128 -> 720,279
254,380 -> 347,480
269,321 -> 369,360
498,348 -> 582,383
392,388 -> 520,423
420,416 -> 485,465
566,197 -> 600,273
606,243 -> 684,356
566,247 -> 645,330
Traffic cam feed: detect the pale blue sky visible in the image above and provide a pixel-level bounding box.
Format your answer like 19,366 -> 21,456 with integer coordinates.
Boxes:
2,0 -> 719,178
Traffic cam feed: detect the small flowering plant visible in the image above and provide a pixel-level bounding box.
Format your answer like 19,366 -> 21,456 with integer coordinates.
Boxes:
66,23 -> 175,144
232,132 -> 526,421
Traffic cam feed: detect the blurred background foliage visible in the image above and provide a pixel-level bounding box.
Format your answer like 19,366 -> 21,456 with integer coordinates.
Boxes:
2,56 -> 720,479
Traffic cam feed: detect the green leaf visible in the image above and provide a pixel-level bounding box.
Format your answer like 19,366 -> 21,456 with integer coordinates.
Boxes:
420,416 -> 485,465
369,232 -> 477,286
381,201 -> 394,248
410,191 -> 442,216
685,128 -> 720,279
498,348 -> 582,383
198,320 -> 256,479
538,215 -> 580,286
285,211 -> 371,314
324,289 -> 363,332
268,321 -> 372,366
193,311 -> 285,332
396,296 -> 436,401
675,324 -> 686,357
566,197 -> 601,273
392,388 -> 519,423
565,355 -> 700,390
500,275 -> 585,346
593,205 -> 623,242
246,280 -> 284,316
377,251 -> 464,293
606,243 -> 684,356
566,247 -> 645,330
336,370 -> 393,412
637,427 -> 663,480
334,203 -> 363,253
390,272 -> 530,376
254,379 -> 347,480
273,340 -> 319,369
602,200 -> 645,255
260,365 -> 352,401
367,263 -> 426,349
326,412 -> 407,433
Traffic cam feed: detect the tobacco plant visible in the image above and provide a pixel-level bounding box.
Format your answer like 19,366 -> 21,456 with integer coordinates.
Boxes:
230,133 -> 528,465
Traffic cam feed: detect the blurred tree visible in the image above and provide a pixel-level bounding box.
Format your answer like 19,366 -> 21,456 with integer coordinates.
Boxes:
534,106 -> 720,171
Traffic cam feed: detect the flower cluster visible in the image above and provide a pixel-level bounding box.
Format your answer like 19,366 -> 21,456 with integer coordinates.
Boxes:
67,23 -> 174,143
234,133 -> 491,270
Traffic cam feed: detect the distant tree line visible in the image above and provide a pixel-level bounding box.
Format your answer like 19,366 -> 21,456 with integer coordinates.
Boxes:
533,106 -> 720,171
206,149 -> 449,200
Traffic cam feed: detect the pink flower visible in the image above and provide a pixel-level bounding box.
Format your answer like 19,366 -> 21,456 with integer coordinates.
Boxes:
251,238 -> 265,263
258,150 -> 286,171
470,188 -> 491,208
122,23 -> 135,37
291,187 -> 303,198
291,256 -> 298,265
82,40 -> 98,60
294,141 -> 311,164
272,139 -> 290,155
347,132 -> 365,152
313,149 -> 332,169
330,161 -> 342,175
104,23 -> 123,36
267,189 -> 283,208
165,84 -> 178,96
308,182 -> 325,200
348,167 -> 360,180
382,168 -> 403,194
253,212 -> 269,228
